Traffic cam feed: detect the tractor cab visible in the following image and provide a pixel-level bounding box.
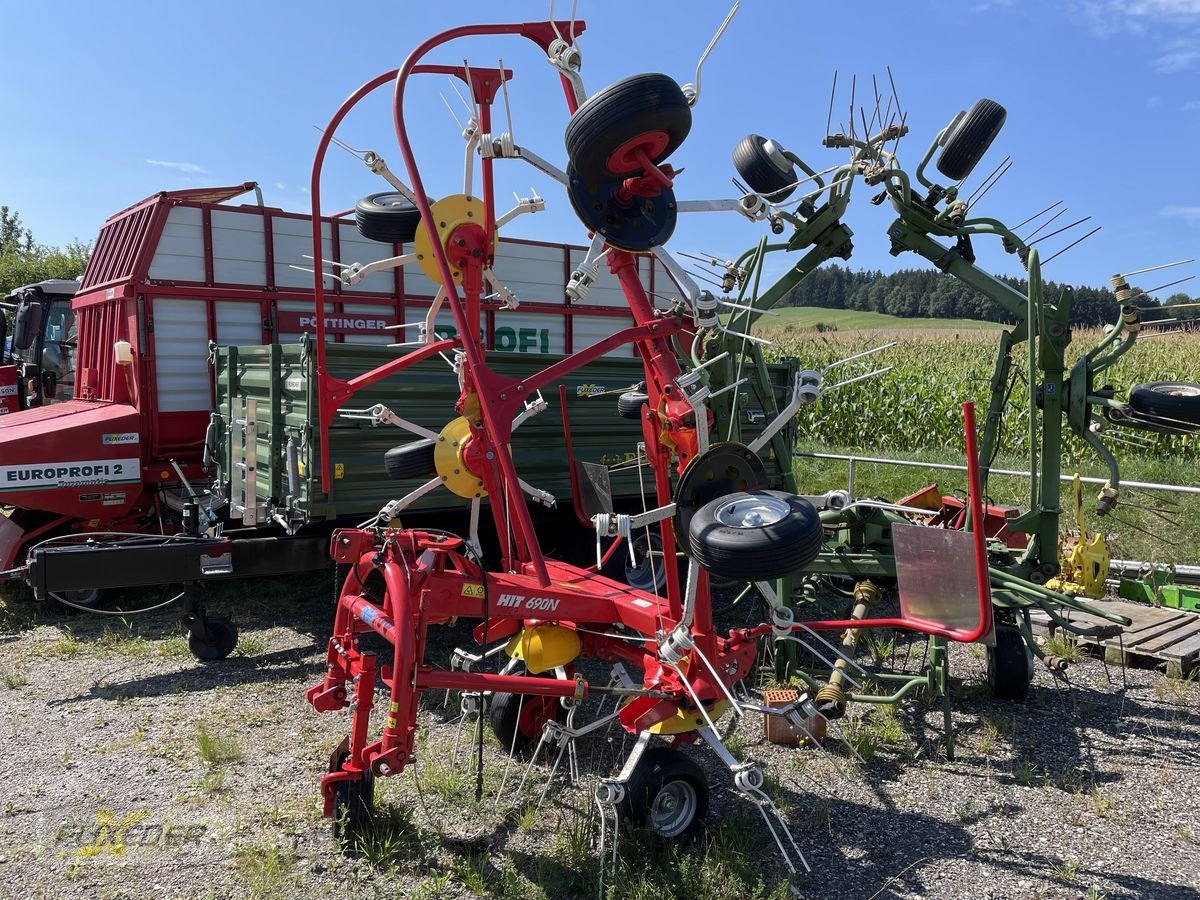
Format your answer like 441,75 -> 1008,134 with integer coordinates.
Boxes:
1,279 -> 80,410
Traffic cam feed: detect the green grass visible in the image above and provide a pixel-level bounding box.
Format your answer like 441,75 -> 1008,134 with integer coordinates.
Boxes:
755,306 -> 1003,335
0,581 -> 40,632
844,705 -> 906,762
976,716 -> 1010,756
605,811 -> 794,900
196,724 -> 243,767
44,625 -> 152,660
348,803 -> 431,869
236,635 -> 267,657
234,844 -> 293,899
1042,634 -> 1084,664
1051,858 -> 1080,884
1154,671 -> 1197,705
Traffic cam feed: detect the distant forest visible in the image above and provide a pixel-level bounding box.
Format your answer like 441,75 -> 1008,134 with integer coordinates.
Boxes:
776,264 -> 1193,327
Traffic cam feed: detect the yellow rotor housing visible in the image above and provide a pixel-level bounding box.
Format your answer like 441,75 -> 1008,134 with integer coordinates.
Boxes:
434,416 -> 487,499
413,194 -> 499,285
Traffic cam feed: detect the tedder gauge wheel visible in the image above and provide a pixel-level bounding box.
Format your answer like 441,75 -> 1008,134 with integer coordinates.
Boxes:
1129,381 -> 1200,426
731,133 -> 798,201
328,739 -> 375,852
383,438 -> 437,480
986,625 -> 1034,701
935,98 -> 1007,182
564,73 -> 691,182
688,490 -> 823,582
355,192 -> 423,244
622,747 -> 709,840
187,617 -> 238,661
489,670 -> 569,755
617,389 -> 649,420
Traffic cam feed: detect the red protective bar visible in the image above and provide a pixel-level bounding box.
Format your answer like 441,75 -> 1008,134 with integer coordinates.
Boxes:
516,318 -> 682,397
963,401 -> 994,636
309,67 -> 401,489
777,402 -> 994,642
416,670 -> 587,699
389,22 -> 584,588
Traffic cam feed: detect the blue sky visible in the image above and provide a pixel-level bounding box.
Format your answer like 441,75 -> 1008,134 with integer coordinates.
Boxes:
1,0 -> 1198,297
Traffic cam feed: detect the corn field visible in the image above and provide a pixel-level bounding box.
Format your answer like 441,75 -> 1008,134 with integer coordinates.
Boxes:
764,327 -> 1200,465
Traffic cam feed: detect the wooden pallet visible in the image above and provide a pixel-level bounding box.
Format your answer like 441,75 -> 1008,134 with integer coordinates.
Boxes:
1029,598 -> 1200,678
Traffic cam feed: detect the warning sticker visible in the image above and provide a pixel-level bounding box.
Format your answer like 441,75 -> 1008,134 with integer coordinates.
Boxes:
461,583 -> 485,598
101,492 -> 127,506
0,457 -> 140,490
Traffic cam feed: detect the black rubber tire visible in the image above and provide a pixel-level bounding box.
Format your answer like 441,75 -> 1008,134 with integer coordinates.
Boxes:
383,438 -> 437,480
1128,381 -> 1200,425
688,490 -> 823,582
622,747 -> 708,840
986,625 -> 1033,701
936,98 -> 1007,181
188,617 -> 238,661
602,530 -> 682,594
565,73 -> 691,182
617,390 -> 649,420
489,674 -> 568,755
732,133 -> 797,201
355,192 -> 422,244
48,587 -> 107,615
329,741 -> 375,853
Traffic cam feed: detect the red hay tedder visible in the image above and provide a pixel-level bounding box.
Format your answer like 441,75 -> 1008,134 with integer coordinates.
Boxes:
303,14 -> 995,875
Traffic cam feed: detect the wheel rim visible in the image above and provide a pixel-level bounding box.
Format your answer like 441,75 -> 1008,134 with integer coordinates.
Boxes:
372,193 -> 409,209
761,138 -> 790,173
650,780 -> 698,837
713,494 -> 791,529
64,588 -> 101,607
1154,384 -> 1200,398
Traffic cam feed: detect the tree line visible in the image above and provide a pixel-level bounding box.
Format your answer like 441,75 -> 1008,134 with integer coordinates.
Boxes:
1,206 -> 91,298
776,264 -> 1193,327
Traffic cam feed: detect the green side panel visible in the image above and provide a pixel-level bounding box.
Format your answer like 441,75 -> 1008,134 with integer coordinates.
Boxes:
214,340 -> 797,524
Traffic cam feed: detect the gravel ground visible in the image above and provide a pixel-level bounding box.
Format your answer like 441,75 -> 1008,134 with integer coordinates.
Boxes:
0,576 -> 1198,900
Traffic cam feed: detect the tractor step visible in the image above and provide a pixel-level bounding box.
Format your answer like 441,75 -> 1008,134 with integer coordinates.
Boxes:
1030,598 -> 1200,679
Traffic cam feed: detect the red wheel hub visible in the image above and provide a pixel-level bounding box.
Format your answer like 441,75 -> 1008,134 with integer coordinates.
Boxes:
447,222 -> 488,270
606,130 -> 670,176
516,695 -> 560,738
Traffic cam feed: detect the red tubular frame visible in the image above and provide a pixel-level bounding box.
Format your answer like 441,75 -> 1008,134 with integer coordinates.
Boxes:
388,22 -> 591,586
306,21 -> 588,561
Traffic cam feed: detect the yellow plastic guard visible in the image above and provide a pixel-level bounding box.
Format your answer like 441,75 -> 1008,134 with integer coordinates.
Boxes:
504,625 -> 581,675
645,700 -> 731,735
